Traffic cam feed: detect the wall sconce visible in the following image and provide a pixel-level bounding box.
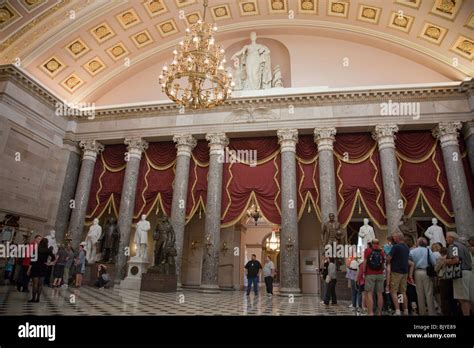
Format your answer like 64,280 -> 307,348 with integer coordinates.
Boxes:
221,241 -> 229,255
285,236 -> 295,251
204,234 -> 213,255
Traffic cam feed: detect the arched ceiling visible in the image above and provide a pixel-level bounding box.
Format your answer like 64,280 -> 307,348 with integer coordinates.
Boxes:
0,0 -> 473,104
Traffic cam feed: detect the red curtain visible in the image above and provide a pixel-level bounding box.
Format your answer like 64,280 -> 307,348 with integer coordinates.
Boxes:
86,144 -> 126,222
334,134 -> 386,228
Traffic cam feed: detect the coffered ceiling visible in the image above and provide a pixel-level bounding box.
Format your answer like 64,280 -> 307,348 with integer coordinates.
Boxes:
0,0 -> 473,103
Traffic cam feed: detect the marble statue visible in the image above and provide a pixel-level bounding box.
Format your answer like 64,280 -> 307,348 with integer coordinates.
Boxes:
45,229 -> 58,254
424,217 -> 446,247
85,218 -> 102,264
231,32 -> 274,90
398,215 -> 418,245
322,213 -> 346,246
134,214 -> 150,260
358,218 -> 376,250
152,216 -> 177,275
100,217 -> 120,263
272,65 -> 283,88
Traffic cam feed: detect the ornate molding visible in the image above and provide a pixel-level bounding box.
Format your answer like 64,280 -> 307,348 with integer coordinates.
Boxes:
173,134 -> 197,158
205,133 -> 228,156
432,122 -> 462,148
372,124 -> 399,150
277,129 -> 298,153
314,127 -> 337,152
124,138 -> 148,160
79,140 -> 104,161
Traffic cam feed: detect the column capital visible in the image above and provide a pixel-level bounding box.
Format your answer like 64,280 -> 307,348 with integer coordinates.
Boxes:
124,138 -> 148,160
173,134 -> 197,158
462,120 -> 474,140
313,127 -> 336,152
372,124 -> 399,150
79,140 -> 104,161
432,122 -> 462,148
205,133 -> 228,155
277,129 -> 298,153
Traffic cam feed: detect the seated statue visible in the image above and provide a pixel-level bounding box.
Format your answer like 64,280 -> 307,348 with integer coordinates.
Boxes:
152,216 -> 177,275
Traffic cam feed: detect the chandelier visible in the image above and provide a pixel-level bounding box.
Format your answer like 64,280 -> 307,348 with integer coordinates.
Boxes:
247,203 -> 261,226
265,226 -> 280,253
159,0 -> 233,109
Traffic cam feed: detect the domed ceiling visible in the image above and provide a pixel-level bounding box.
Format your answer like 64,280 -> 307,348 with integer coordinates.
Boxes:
0,0 -> 473,103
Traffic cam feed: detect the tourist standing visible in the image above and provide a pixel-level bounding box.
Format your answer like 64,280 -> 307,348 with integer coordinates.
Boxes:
262,256 -> 275,296
52,245 -> 69,288
387,231 -> 410,315
346,257 -> 359,310
409,237 -> 437,315
355,259 -> 366,314
320,257 -> 329,304
445,232 -> 473,316
74,243 -> 87,288
324,258 -> 337,305
63,244 -> 74,287
435,247 -> 455,315
245,254 -> 262,296
364,239 -> 385,316
27,238 -> 55,303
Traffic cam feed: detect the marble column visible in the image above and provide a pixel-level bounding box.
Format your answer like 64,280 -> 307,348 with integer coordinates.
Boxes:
463,121 -> 474,180
69,140 -> 104,249
433,122 -> 474,238
116,138 -> 148,282
200,133 -> 228,293
54,140 -> 81,243
171,134 -> 197,288
277,129 -> 301,296
372,125 -> 403,234
314,127 -> 338,224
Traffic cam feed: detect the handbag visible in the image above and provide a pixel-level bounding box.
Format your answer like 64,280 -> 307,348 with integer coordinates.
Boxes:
426,249 -> 437,278
444,263 -> 462,280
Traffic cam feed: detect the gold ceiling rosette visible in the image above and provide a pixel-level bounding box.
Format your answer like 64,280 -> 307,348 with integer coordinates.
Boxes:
159,0 -> 233,109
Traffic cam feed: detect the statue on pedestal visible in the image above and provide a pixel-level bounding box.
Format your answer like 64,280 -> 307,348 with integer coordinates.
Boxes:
151,216 -> 177,275
84,218 -> 102,264
424,217 -> 446,247
358,218 -> 376,252
134,214 -> 150,260
100,217 -> 119,263
398,215 -> 418,245
322,213 -> 346,246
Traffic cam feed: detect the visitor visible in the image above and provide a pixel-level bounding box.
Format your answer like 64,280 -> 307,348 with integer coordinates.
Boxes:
431,242 -> 443,313
3,256 -> 15,285
387,231 -> 410,315
383,236 -> 394,314
320,256 -> 329,304
384,235 -> 393,255
95,264 -> 109,288
245,254 -> 262,296
364,239 -> 385,316
17,234 -> 41,293
435,246 -> 455,315
27,237 -> 55,303
74,242 -> 87,288
346,257 -> 359,311
262,255 -> 275,296
355,259 -> 366,314
324,257 -> 337,306
445,232 -> 473,316
406,239 -> 418,315
409,237 -> 437,315
63,244 -> 74,287
52,245 -> 69,288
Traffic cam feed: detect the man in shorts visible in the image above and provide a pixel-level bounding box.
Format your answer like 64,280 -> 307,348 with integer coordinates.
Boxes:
387,231 -> 410,315
364,239 -> 386,316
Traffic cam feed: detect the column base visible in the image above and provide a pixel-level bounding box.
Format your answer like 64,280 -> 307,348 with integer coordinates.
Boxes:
199,284 -> 221,294
278,287 -> 302,297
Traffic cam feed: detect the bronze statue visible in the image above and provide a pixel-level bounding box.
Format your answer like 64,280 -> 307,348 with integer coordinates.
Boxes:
322,213 -> 346,246
100,217 -> 119,263
398,215 -> 417,245
152,216 -> 177,275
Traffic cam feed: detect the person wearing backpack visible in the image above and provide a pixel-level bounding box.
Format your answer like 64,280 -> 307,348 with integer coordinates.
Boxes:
364,239 -> 385,316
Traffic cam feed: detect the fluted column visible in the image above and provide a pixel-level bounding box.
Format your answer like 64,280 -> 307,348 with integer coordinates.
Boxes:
314,127 -> 338,224
200,133 -> 228,293
463,121 -> 474,180
372,125 -> 403,234
171,134 -> 197,288
433,122 -> 474,238
277,129 -> 301,296
69,140 -> 104,249
116,138 -> 148,282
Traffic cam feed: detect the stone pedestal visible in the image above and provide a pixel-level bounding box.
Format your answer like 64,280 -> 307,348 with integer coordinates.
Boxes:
119,257 -> 150,290
141,269 -> 177,292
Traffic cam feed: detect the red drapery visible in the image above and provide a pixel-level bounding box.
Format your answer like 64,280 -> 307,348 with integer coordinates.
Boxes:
86,144 -> 126,222
334,134 -> 386,228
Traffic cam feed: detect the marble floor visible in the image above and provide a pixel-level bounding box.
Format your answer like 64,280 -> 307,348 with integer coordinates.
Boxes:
0,284 -> 355,316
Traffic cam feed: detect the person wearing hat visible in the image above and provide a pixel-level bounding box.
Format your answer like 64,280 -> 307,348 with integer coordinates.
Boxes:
74,242 -> 87,288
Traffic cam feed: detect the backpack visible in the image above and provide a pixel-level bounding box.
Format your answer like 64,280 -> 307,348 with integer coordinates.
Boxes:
367,248 -> 383,271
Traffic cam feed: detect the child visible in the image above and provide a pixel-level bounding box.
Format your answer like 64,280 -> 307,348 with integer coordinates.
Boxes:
355,259 -> 366,315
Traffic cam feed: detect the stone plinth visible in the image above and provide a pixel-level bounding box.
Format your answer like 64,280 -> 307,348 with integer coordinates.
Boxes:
141,269 -> 177,292
119,257 -> 149,290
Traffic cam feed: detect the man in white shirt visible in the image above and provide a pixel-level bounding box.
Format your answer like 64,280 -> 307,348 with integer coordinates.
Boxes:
262,255 -> 275,296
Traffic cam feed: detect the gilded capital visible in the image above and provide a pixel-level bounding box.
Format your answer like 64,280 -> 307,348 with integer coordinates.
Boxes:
173,134 -> 197,158
372,124 -> 399,150
79,140 -> 104,161
206,133 -> 228,155
432,122 -> 462,148
314,127 -> 336,152
124,138 -> 148,160
277,129 -> 298,153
